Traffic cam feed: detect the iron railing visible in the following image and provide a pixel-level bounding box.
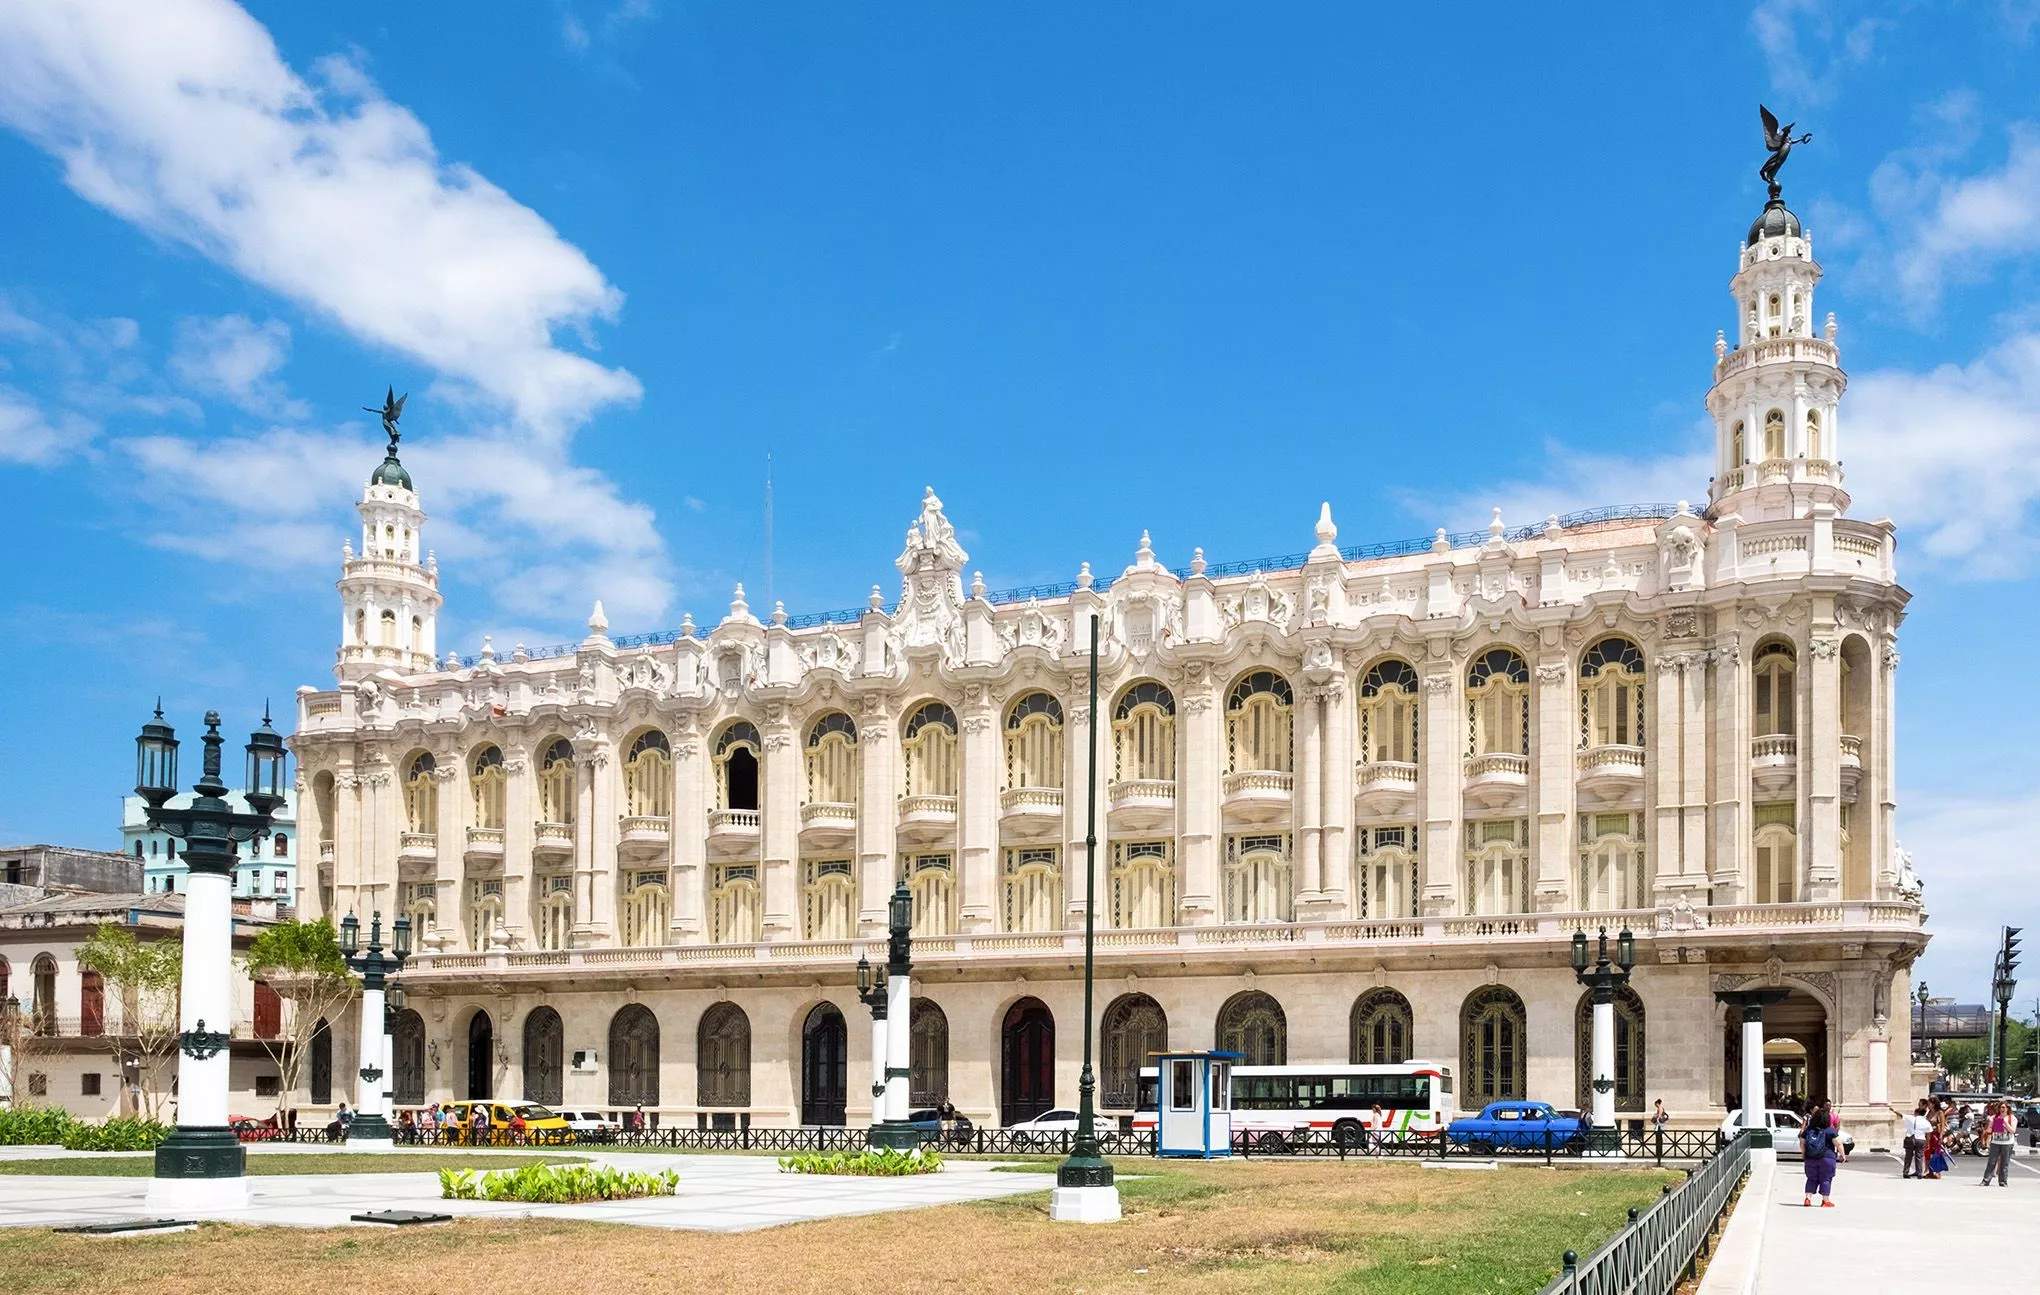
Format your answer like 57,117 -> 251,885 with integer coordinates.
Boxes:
1541,1129 -> 1752,1295
1232,1125 -> 1726,1166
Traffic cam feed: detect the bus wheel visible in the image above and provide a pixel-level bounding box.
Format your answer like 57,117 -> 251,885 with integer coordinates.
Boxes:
1333,1120 -> 1364,1149
1256,1131 -> 1289,1154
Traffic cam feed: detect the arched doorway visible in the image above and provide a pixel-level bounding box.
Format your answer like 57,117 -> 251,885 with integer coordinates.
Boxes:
1101,993 -> 1167,1110
392,1009 -> 426,1106
1350,989 -> 1413,1065
523,1007 -> 564,1106
909,999 -> 949,1108
609,1005 -> 660,1108
1461,986 -> 1527,1105
1217,991 -> 1287,1066
698,1003 -> 751,1109
1574,986 -> 1646,1113
1000,997 -> 1055,1125
1721,989 -> 1829,1108
310,1017 -> 333,1105
801,1003 -> 848,1125
467,1010 -> 494,1100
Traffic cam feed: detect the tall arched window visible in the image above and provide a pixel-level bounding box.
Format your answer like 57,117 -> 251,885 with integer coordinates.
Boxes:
1216,990 -> 1286,1066
30,954 -> 56,1035
1111,683 -> 1174,782
523,1006 -> 564,1106
467,879 -> 503,952
274,833 -> 288,858
714,722 -> 761,812
909,999 -> 949,1108
1464,819 -> 1530,915
1350,989 -> 1414,1065
1753,804 -> 1798,904
538,738 -> 576,824
379,609 -> 397,648
624,731 -> 672,818
697,1002 -> 751,1107
310,1016 -> 333,1104
905,853 -> 956,936
1731,420 -> 1746,465
404,752 -> 438,835
621,870 -> 670,947
1225,672 -> 1293,773
1003,692 -> 1064,789
710,864 -> 761,944
1001,847 -> 1061,933
534,876 -> 573,951
903,702 -> 959,796
470,746 -> 505,830
1359,659 -> 1420,766
1109,841 -> 1175,929
1224,834 -> 1292,923
1575,986 -> 1647,1112
1763,407 -> 1786,459
1357,825 -> 1418,920
1461,986 -> 1527,1105
804,712 -> 858,806
79,969 -> 104,1037
1805,409 -> 1822,459
1753,643 -> 1796,737
1579,637 -> 1646,750
1466,649 -> 1529,756
1579,811 -> 1646,910
253,981 -> 282,1039
393,1008 -> 427,1105
609,1005 -> 660,1107
1101,993 -> 1167,1109
802,859 -> 855,940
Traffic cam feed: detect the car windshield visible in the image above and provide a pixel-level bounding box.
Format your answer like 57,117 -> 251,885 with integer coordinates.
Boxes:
514,1105 -> 556,1120
1044,1110 -> 1076,1122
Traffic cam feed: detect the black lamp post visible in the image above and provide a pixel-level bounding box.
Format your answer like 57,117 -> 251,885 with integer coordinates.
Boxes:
133,704 -> 287,1207
867,880 -> 919,1149
1915,981 -> 1934,1066
339,909 -> 411,1144
1570,924 -> 1635,1155
855,952 -> 890,1142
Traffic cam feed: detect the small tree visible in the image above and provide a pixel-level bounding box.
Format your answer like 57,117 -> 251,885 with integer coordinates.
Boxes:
243,920 -> 356,1123
76,923 -> 182,1120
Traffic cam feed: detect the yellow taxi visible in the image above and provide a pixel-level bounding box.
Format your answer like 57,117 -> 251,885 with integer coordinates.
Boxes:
436,1100 -> 576,1146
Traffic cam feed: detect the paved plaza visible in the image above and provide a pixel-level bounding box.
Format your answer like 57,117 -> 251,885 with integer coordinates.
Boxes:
0,1144 -> 1051,1233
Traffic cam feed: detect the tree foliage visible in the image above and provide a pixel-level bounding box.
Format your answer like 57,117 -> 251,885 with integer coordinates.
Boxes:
243,919 -> 357,1118
76,923 -> 182,1119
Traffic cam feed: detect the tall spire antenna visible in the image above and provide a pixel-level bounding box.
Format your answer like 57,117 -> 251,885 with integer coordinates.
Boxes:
763,448 -> 775,610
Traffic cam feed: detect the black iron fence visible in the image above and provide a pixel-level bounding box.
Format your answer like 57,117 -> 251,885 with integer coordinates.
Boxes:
1236,1125 -> 1727,1166
1539,1130 -> 1753,1295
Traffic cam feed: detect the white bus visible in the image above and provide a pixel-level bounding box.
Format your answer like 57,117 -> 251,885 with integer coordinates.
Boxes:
1132,1060 -> 1455,1149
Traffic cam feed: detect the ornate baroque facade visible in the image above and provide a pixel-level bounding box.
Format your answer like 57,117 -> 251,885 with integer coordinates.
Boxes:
292,185 -> 1928,1136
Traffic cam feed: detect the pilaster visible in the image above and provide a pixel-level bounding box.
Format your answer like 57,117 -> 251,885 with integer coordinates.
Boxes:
1419,662 -> 1459,915
957,686 -> 997,932
1708,637 -> 1749,902
1805,625 -> 1841,901
587,737 -> 618,940
1532,653 -> 1571,911
1178,662 -> 1219,924
858,697 -> 899,932
671,722 -> 706,939
761,706 -> 799,938
501,745 -> 534,946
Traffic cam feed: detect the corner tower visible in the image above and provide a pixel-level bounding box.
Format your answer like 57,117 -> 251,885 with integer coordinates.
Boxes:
1706,109 -> 1850,523
336,391 -> 440,679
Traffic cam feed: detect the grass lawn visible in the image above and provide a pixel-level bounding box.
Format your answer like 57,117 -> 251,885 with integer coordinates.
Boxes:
0,1153 -> 585,1177
0,1158 -> 1679,1294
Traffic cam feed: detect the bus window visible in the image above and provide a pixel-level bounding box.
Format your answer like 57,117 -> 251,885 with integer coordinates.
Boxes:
1137,1076 -> 1159,1112
1170,1059 -> 1196,1111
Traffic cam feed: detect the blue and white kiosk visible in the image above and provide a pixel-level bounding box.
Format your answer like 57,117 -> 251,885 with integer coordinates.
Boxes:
1153,1050 -> 1238,1158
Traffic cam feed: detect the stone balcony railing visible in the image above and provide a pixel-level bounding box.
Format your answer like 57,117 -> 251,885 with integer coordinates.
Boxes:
998,785 -> 1063,837
318,841 -> 335,864
1221,769 -> 1294,823
1107,779 -> 1177,830
1576,745 -> 1645,804
397,831 -> 437,862
798,801 -> 857,844
532,820 -> 574,855
1751,733 -> 1797,799
465,826 -> 505,858
898,794 -> 959,843
1463,752 -> 1529,810
1713,335 -> 1839,383
708,808 -> 761,832
619,815 -> 672,854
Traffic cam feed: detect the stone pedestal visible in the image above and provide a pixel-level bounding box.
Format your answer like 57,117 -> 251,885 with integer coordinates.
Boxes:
1049,1183 -> 1122,1223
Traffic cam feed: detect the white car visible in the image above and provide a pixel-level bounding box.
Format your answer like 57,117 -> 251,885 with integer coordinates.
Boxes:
556,1109 -> 621,1141
1719,1108 -> 1856,1158
1006,1108 -> 1081,1146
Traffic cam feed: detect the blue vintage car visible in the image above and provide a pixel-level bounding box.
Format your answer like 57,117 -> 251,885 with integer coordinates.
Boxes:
1443,1101 -> 1585,1152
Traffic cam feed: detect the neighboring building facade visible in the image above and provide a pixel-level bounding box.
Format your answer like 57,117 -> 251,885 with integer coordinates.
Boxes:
121,791 -> 299,902
0,845 -> 140,895
292,179 -> 1928,1137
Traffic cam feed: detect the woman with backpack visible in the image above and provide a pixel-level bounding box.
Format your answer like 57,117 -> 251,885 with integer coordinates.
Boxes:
1800,1101 -> 1842,1207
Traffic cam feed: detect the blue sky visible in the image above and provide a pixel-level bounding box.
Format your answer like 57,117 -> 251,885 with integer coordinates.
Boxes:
1,1 -> 2035,1002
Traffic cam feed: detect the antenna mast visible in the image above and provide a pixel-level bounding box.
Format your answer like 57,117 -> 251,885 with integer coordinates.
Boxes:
764,449 -> 774,610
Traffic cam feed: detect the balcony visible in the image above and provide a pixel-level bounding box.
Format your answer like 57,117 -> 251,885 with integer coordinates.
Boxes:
464,827 -> 505,861
1221,769 -> 1294,824
1354,761 -> 1418,817
707,807 -> 762,857
1107,779 -> 1177,832
619,814 -> 671,856
1576,745 -> 1645,804
999,786 -> 1063,838
318,840 -> 335,864
533,820 -> 574,857
397,831 -> 437,863
1751,734 -> 1798,799
799,801 -> 857,847
1463,752 -> 1529,810
897,794 -> 958,843
1839,734 -> 1863,804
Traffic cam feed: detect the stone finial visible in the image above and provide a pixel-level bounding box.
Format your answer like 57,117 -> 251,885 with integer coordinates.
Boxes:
772,600 -> 788,627
426,549 -> 438,573
869,584 -> 885,611
588,600 -> 609,635
1488,508 -> 1505,542
1432,528 -> 1451,555
1545,514 -> 1562,538
444,650 -> 461,670
1714,330 -> 1727,360
1136,530 -> 1154,564
1676,499 -> 1692,516
1190,546 -> 1207,577
971,570 -> 987,599
1076,562 -> 1094,590
342,539 -> 354,562
1824,311 -> 1838,343
730,583 -> 749,618
512,641 -> 528,663
1315,502 -> 1337,545
680,612 -> 696,638
480,635 -> 496,663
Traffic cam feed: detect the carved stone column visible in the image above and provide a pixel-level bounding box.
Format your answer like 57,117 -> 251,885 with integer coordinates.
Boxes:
1316,678 -> 1353,917
1177,662 -> 1219,924
500,745 -> 534,948
1295,679 -> 1324,910
670,721 -> 706,939
760,706 -> 799,938
1805,631 -> 1842,901
1419,664 -> 1459,916
1708,638 -> 1748,903
957,686 -> 997,933
858,696 -> 899,933
1532,655 -> 1572,912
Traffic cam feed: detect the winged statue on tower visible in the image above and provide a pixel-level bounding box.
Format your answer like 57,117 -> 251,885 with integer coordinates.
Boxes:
364,387 -> 408,454
1758,105 -> 1812,197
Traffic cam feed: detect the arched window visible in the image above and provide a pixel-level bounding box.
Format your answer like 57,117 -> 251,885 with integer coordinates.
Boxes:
609,1005 -> 660,1107
1805,409 -> 1822,459
400,880 -> 437,946
1359,659 -> 1420,766
1358,825 -> 1418,920
30,954 -> 56,1035
802,859 -> 855,940
904,701 -> 959,796
1753,642 -> 1796,737
404,751 -> 438,835
1101,993 -> 1167,1109
905,853 -> 956,937
133,840 -> 143,858
1461,986 -> 1527,1105
710,864 -> 761,944
1753,804 -> 1798,904
1575,986 -> 1647,1112
467,879 -> 503,952
393,1008 -> 427,1105
1216,990 -> 1286,1066
1579,637 -> 1646,750
79,969 -> 104,1037
534,876 -> 573,951
1004,692 -> 1064,789
1111,683 -> 1174,782
624,731 -> 672,818
310,1017 -> 333,1105
354,607 -> 367,646
522,1006 -> 564,1106
1109,840 -> 1175,929
1350,989 -> 1414,1065
804,712 -> 857,809
1731,420 -> 1746,465
1464,819 -> 1530,916
1763,407 -> 1786,459
1002,847 -> 1062,933
1224,834 -> 1291,923
1466,649 -> 1529,756
253,981 -> 282,1039
273,833 -> 288,858
1580,811 -> 1647,910
621,870 -> 670,947
470,746 -> 505,829
1225,672 -> 1293,774
909,999 -> 949,1108
697,1002 -> 751,1107
379,609 -> 397,648
714,722 -> 761,812
538,739 -> 576,824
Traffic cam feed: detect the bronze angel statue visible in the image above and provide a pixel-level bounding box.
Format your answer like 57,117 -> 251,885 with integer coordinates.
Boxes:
1759,105 -> 1811,195
364,386 -> 407,452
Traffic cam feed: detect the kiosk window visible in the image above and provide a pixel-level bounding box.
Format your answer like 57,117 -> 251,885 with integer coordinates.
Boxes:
1170,1060 -> 1196,1110
1210,1062 -> 1231,1111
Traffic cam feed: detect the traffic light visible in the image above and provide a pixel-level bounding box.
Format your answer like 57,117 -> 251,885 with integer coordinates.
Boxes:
2005,927 -> 2022,982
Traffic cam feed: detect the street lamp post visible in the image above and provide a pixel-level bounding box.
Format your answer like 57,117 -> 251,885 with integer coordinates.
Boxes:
865,883 -> 920,1149
1051,614 -> 1119,1222
1915,982 -> 1934,1069
338,910 -> 411,1147
1570,925 -> 1635,1157
856,953 -> 890,1144
134,705 -> 287,1211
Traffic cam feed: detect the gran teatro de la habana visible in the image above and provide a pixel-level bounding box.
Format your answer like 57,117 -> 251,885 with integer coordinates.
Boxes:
290,176 -> 1927,1142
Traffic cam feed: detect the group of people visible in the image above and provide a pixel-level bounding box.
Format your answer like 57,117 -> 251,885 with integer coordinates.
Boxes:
393,1102 -> 526,1144
1903,1098 -> 2020,1186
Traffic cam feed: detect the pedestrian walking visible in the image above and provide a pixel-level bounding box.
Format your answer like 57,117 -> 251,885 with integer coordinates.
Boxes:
1801,1103 -> 1840,1207
1368,1103 -> 1386,1156
1901,1101 -> 1928,1178
1980,1101 -> 2015,1187
1926,1098 -> 1950,1178
632,1102 -> 646,1133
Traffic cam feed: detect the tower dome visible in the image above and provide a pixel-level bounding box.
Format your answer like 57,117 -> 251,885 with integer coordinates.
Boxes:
337,389 -> 440,679
1745,196 -> 1802,247
369,449 -> 412,490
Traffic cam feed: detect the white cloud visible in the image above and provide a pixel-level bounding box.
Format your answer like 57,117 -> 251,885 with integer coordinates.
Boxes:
1875,124 -> 2040,310
1418,436 -> 1713,535
170,314 -> 309,419
1898,785 -> 2040,1001
0,384 -> 72,464
1750,0 -> 1885,108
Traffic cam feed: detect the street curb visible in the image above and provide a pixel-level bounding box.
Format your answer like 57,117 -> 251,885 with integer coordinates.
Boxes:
1698,1154 -> 1773,1295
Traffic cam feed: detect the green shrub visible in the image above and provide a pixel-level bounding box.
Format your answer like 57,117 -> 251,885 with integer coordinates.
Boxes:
59,1117 -> 172,1152
778,1148 -> 943,1177
0,1107 -> 75,1146
437,1162 -> 679,1204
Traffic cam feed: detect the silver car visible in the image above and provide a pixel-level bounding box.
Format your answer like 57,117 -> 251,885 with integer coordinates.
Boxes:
1719,1108 -> 1856,1158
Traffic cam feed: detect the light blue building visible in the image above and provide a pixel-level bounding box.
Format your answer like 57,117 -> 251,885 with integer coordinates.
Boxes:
121,790 -> 298,903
